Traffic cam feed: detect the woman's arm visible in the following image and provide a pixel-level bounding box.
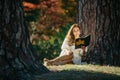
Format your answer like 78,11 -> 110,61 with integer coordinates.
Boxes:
61,40 -> 70,50
59,40 -> 72,56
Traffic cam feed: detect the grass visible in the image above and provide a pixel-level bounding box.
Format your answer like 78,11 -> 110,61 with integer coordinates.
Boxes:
39,64 -> 120,80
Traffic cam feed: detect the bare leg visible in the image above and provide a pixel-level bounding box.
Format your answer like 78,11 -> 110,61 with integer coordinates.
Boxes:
51,55 -> 73,65
44,52 -> 73,66
50,52 -> 73,62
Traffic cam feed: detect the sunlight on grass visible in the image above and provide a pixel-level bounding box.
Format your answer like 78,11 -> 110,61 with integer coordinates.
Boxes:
39,64 -> 120,80
47,64 -> 120,76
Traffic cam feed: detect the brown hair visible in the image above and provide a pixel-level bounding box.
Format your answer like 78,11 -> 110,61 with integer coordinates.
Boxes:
65,24 -> 80,46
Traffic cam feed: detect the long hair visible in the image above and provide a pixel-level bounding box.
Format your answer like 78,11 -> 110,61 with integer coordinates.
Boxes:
65,24 -> 81,46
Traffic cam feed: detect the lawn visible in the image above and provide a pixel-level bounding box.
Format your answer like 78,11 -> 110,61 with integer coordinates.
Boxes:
39,64 -> 120,80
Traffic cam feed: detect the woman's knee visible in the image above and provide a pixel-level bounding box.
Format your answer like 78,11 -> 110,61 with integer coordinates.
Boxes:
69,51 -> 73,58
66,52 -> 73,59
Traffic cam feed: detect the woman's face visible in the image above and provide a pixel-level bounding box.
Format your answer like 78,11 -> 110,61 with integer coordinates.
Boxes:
72,27 -> 80,39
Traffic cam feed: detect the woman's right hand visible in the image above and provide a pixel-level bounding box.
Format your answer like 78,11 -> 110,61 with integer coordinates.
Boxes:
81,46 -> 86,53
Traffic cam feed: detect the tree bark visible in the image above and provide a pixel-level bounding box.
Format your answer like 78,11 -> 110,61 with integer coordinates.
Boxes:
0,0 -> 49,79
77,0 -> 120,66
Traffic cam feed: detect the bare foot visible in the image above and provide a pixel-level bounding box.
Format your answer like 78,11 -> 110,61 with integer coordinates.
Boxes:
43,58 -> 52,66
44,58 -> 49,62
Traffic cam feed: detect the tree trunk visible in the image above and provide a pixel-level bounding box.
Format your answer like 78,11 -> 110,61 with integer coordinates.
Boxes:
0,0 -> 49,79
77,0 -> 120,66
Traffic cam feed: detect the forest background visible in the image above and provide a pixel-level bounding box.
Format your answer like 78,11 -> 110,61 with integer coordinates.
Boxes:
23,0 -> 76,63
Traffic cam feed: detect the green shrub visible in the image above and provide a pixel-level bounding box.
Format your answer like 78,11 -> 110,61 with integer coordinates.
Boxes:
32,23 -> 73,63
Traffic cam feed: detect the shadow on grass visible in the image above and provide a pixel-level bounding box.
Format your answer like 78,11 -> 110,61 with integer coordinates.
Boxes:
39,70 -> 120,80
0,70 -> 120,80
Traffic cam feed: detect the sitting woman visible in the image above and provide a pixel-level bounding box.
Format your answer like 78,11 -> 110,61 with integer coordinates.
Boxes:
44,24 -> 88,66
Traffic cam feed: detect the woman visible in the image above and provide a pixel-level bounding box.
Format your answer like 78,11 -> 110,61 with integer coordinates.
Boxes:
44,24 -> 88,66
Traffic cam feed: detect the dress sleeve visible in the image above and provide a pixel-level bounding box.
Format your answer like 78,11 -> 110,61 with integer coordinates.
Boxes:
59,40 -> 71,56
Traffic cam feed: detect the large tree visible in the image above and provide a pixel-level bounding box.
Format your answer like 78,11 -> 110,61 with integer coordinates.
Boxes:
76,0 -> 120,66
0,0 -> 49,79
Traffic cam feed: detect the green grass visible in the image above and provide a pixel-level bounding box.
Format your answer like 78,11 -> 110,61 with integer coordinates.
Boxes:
39,64 -> 120,80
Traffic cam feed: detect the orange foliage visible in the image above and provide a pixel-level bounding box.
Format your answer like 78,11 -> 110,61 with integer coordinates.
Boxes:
23,1 -> 40,11
35,0 -> 65,34
23,0 -> 65,35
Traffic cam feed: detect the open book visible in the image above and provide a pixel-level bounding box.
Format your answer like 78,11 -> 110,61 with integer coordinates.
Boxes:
75,35 -> 91,49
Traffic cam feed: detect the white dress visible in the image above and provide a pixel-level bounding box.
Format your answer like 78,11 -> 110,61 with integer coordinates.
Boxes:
59,40 -> 88,64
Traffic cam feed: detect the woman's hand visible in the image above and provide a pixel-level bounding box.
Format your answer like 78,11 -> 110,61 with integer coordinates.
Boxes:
81,46 -> 86,53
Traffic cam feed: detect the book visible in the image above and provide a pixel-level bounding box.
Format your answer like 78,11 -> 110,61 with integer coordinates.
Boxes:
75,35 -> 91,49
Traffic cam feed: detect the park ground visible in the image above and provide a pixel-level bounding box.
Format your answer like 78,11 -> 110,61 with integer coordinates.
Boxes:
39,64 -> 120,80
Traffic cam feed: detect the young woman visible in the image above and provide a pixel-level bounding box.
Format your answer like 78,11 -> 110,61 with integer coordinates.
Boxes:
44,24 -> 88,66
